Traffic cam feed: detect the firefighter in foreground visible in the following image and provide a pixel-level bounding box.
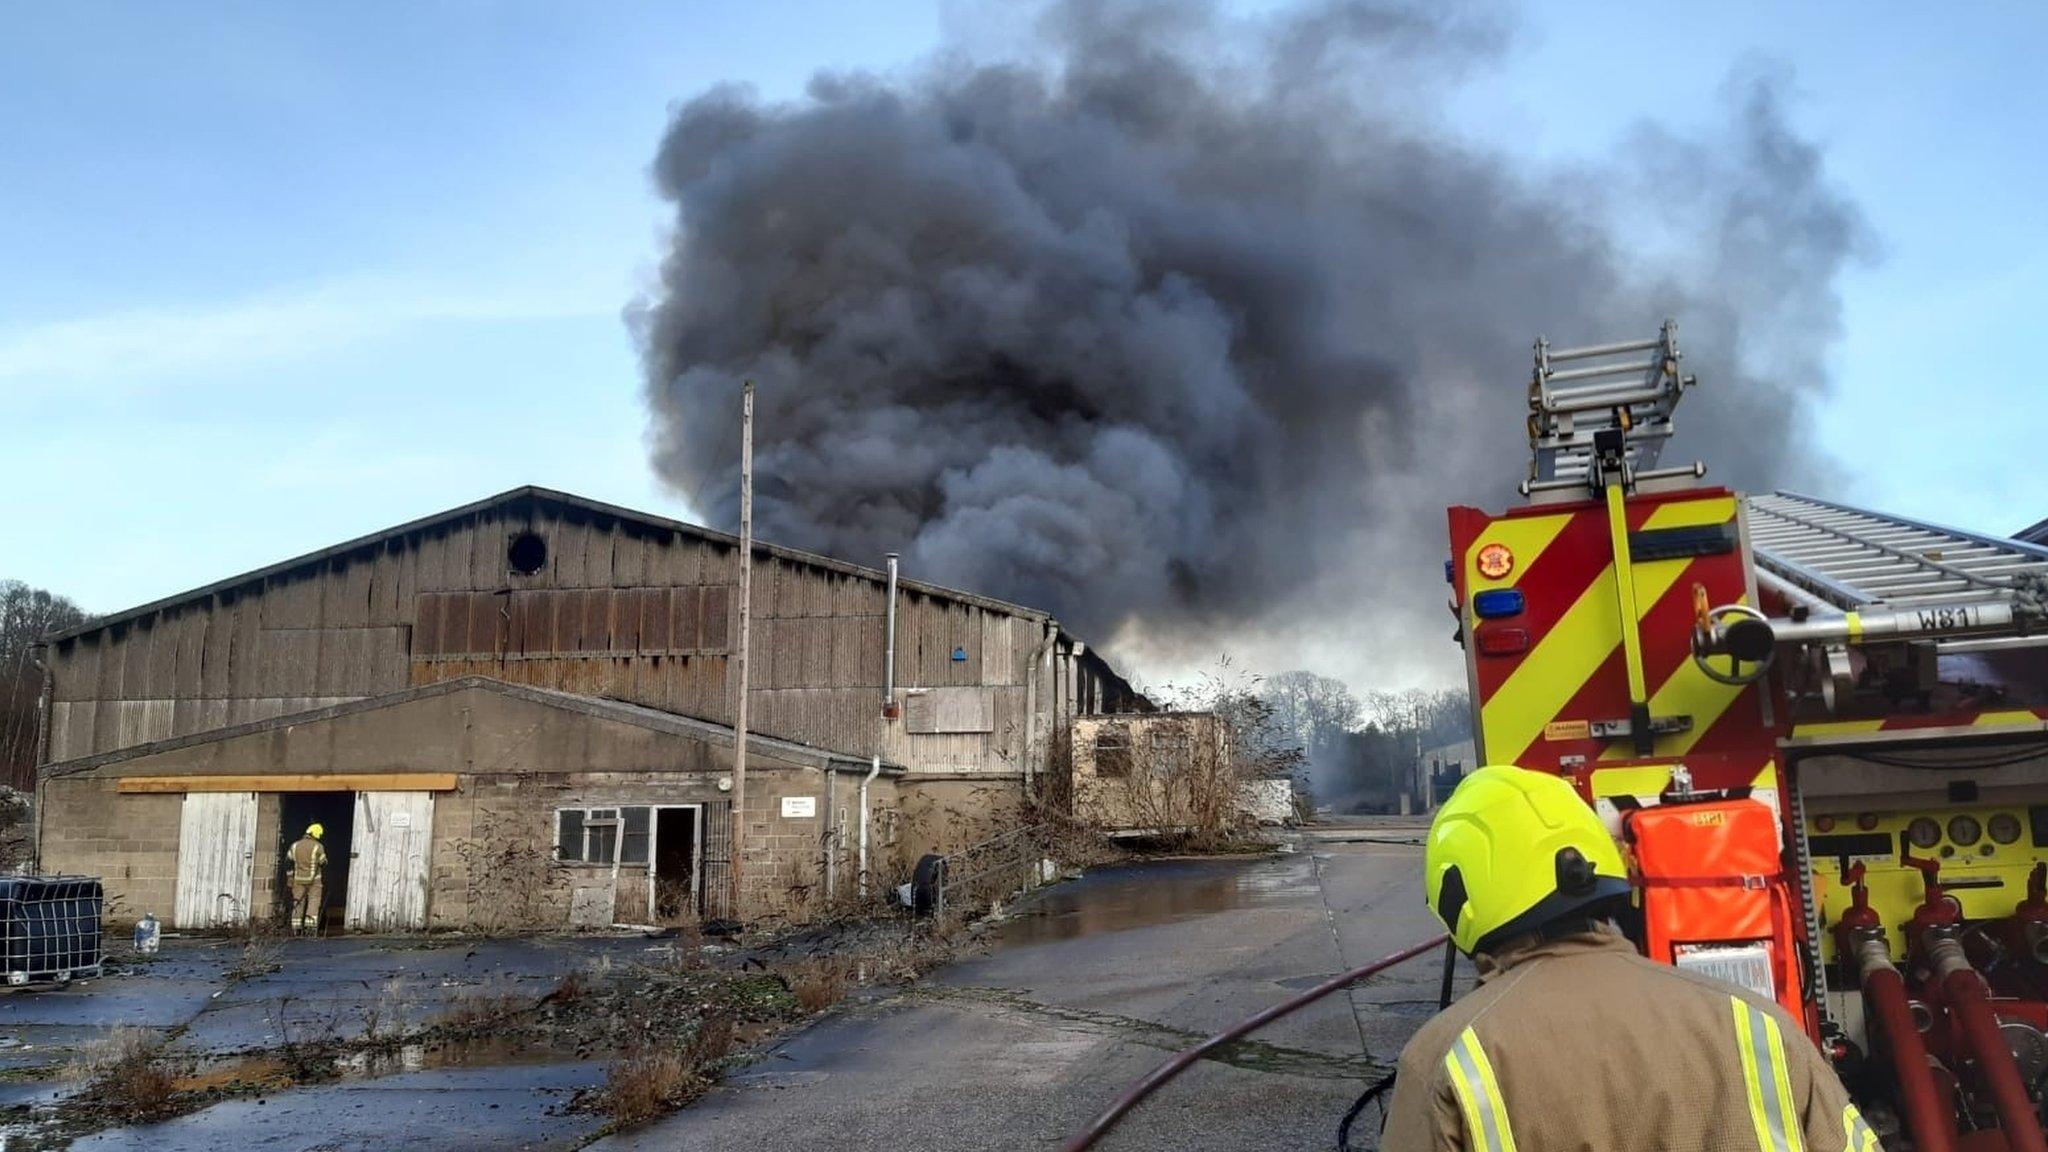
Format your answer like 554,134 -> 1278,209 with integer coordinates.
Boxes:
287,823 -> 326,936
1382,766 -> 1876,1152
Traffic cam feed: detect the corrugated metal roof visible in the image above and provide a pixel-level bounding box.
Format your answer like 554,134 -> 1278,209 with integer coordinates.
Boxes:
44,485 -> 1055,644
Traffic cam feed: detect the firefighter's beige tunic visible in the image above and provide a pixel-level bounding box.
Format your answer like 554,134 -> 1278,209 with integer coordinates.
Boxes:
288,836 -> 326,930
1382,928 -> 1877,1152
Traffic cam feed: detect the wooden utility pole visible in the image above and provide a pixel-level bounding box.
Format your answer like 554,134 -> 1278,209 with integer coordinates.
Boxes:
729,381 -> 755,917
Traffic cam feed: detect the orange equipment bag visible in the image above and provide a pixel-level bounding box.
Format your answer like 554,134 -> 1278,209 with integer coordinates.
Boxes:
1626,797 -> 1805,1021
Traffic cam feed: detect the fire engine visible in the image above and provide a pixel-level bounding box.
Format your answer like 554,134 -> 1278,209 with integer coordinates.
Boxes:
1447,322 -> 2048,1152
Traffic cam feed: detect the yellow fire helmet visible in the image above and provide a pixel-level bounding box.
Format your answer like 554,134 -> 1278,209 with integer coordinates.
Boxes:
1424,764 -> 1631,955
305,823 -> 325,840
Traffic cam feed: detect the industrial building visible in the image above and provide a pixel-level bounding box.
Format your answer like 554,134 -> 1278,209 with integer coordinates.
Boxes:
30,487 -> 1144,930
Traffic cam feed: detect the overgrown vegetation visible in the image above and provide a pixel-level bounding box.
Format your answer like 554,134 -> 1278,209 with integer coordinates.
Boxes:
67,1028 -> 179,1124
0,579 -> 89,796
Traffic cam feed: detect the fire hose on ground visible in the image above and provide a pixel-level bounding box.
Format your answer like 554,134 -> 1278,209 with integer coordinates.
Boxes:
1059,933 -> 1450,1152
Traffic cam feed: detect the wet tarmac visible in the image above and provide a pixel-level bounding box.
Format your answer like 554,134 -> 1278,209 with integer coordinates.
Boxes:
1,826 -> 1453,1150
595,831 -> 1459,1152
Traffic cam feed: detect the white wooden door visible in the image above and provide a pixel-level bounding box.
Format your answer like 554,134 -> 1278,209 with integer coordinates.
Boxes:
345,791 -> 435,931
174,792 -> 257,929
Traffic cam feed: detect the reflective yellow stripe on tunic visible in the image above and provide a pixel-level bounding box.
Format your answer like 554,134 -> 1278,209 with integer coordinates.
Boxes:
1731,997 -> 1806,1152
1444,1026 -> 1518,1152
1842,1104 -> 1880,1152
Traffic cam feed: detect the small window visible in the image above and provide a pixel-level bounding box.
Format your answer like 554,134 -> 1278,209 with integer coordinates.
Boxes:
556,810 -> 584,860
508,530 -> 548,576
556,806 -> 626,864
1094,724 -> 1133,777
621,806 -> 650,865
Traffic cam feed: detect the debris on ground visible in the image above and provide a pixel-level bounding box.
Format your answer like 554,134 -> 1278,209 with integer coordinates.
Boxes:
2,916 -> 962,1149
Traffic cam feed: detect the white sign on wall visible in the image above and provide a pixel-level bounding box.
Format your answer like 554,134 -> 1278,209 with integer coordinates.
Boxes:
781,796 -> 818,819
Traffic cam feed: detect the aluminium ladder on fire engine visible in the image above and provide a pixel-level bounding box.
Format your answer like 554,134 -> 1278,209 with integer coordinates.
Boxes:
1524,319 -> 1704,493
1746,492 -> 2048,655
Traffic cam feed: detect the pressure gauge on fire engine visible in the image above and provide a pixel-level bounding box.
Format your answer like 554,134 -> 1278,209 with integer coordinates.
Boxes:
1989,813 -> 2023,845
1905,817 -> 1942,850
1948,815 -> 1982,847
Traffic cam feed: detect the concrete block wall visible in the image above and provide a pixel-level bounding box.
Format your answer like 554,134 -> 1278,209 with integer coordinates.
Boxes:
39,779 -> 180,924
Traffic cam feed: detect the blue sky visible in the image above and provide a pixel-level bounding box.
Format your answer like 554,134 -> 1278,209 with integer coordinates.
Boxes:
2,2 -> 2042,685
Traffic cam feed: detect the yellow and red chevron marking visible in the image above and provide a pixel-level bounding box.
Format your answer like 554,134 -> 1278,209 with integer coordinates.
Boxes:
1789,707 -> 2048,744
1453,489 -> 1774,775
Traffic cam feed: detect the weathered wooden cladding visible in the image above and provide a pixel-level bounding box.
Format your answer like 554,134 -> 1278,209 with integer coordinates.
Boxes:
37,488 -> 1124,777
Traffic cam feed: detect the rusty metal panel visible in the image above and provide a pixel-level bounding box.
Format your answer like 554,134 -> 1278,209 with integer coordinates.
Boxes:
608,589 -> 638,654
638,588 -> 671,653
701,585 -> 731,653
345,791 -> 435,931
576,589 -> 607,654
611,525 -> 649,588
669,586 -> 701,651
465,592 -> 504,658
414,594 -> 444,658
439,592 -> 471,655
175,791 -> 257,928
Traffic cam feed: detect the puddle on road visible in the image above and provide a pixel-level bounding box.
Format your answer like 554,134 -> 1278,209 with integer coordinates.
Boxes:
997,857 -> 1300,945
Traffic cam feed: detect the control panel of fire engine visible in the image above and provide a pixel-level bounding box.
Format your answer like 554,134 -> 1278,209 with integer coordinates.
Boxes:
1809,805 -> 2048,960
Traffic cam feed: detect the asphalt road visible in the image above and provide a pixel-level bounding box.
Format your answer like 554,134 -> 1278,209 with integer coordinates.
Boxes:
598,830 -> 1461,1152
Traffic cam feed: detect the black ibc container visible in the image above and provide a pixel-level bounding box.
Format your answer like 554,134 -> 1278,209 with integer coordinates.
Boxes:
0,876 -> 104,983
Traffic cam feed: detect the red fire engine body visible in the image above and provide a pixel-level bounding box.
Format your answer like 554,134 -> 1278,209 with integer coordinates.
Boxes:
1447,323 -> 2048,1151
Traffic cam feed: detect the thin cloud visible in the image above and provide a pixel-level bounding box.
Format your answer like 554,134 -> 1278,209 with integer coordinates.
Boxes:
0,274 -> 614,393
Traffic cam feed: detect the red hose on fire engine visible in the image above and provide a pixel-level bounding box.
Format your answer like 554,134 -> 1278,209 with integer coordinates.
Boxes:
1942,960 -> 2048,1152
1858,964 -> 1958,1152
1058,933 -> 1449,1152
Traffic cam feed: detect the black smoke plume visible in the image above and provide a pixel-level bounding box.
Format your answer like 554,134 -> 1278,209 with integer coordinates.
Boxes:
632,0 -> 1866,688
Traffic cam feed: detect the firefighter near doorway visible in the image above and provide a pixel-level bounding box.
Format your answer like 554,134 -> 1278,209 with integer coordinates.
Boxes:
287,823 -> 327,936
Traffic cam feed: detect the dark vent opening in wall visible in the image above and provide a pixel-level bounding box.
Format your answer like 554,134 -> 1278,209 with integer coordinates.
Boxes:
507,531 -> 548,576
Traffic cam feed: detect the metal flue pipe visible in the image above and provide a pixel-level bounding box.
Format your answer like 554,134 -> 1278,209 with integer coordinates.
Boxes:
1060,933 -> 1448,1152
883,553 -> 900,715
858,755 -> 881,901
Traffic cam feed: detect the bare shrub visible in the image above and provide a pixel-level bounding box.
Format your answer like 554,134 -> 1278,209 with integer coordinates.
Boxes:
229,915 -> 287,981
70,1027 -> 179,1121
778,956 -> 852,1014
598,1017 -> 734,1128
437,982 -> 529,1031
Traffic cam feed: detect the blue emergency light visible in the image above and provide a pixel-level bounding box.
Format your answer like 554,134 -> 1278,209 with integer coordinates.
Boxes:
1472,588 -> 1525,619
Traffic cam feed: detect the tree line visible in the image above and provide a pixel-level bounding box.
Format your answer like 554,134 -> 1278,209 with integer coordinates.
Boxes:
0,581 -> 90,791
1261,670 -> 1472,812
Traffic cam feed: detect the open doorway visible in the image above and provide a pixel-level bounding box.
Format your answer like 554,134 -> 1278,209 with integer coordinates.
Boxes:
277,792 -> 354,933
654,806 -> 700,922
